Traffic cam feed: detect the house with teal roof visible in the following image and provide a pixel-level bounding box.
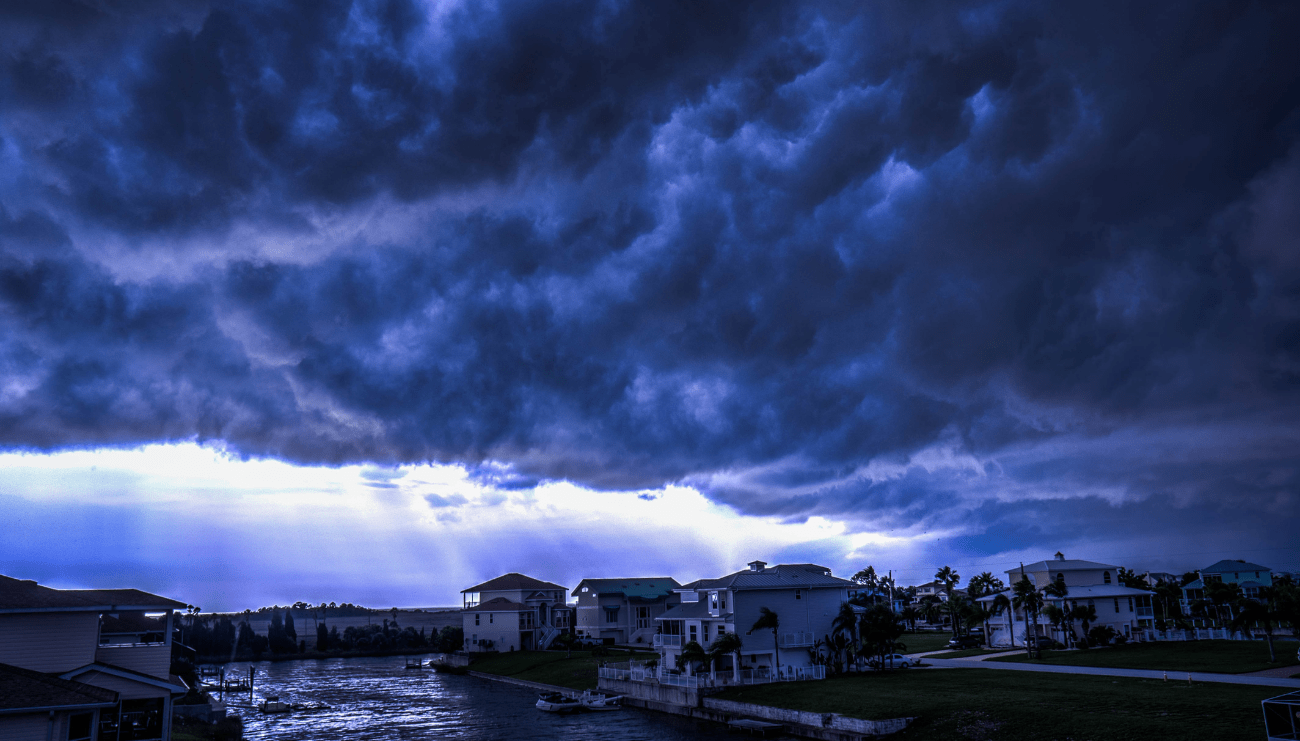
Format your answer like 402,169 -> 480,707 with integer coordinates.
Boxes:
573,577 -> 680,645
1180,559 -> 1273,623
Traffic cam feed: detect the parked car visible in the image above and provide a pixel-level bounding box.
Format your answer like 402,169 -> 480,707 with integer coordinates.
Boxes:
867,654 -> 912,669
947,635 -> 983,649
1030,636 -> 1064,650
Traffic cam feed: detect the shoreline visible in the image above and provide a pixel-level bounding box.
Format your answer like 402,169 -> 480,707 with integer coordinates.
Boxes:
197,647 -> 443,665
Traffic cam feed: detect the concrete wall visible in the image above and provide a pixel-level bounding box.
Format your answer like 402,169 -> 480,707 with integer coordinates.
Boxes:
704,698 -> 913,736
427,652 -> 470,667
0,612 -> 100,672
597,677 -> 703,708
463,609 -> 523,652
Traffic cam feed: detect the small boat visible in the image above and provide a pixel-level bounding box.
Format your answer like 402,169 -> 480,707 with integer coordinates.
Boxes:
535,692 -> 582,713
579,691 -> 622,710
404,657 -> 424,669
258,696 -> 292,714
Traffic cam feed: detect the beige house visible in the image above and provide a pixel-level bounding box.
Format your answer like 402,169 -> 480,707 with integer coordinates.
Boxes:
977,553 -> 1155,647
573,577 -> 680,645
461,573 -> 571,652
0,574 -> 188,741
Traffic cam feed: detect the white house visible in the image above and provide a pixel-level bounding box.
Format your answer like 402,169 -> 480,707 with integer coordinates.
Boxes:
654,561 -> 853,682
461,573 -> 570,652
0,574 -> 189,741
976,553 -> 1155,647
573,577 -> 679,646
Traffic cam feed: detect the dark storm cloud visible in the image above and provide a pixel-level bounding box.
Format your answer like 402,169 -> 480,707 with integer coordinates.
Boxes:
2,0 -> 1299,555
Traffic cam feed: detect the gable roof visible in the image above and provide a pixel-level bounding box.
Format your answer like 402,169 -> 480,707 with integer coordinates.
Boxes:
1201,560 -> 1270,574
1009,559 -> 1117,574
60,663 -> 188,694
574,577 -> 681,601
681,563 -> 852,591
0,575 -> 186,614
462,573 -> 565,593
0,663 -> 119,714
655,600 -> 724,621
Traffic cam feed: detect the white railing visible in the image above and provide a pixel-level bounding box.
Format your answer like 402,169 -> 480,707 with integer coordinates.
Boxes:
598,661 -> 825,687
778,631 -> 815,647
653,634 -> 683,647
1135,628 -> 1257,642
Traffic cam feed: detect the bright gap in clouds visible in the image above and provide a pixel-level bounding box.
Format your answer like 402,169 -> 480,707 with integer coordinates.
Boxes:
0,443 -> 867,611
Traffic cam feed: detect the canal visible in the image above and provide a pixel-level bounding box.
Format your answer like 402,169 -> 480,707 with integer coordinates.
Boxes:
220,656 -> 770,740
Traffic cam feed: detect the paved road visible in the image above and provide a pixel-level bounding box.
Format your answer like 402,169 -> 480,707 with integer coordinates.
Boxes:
921,656 -> 1300,688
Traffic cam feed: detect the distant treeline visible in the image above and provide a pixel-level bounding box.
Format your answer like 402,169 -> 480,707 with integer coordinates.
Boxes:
180,607 -> 464,661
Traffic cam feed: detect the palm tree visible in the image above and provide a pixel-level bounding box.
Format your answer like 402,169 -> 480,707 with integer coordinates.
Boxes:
709,632 -> 744,680
679,640 -> 708,675
1069,604 -> 1098,647
967,602 -> 994,644
832,602 -> 861,670
1012,576 -> 1044,658
993,593 -> 1014,647
748,607 -> 782,678
967,572 -> 1004,599
858,604 -> 907,670
852,566 -> 880,604
899,606 -> 921,631
1232,589 -> 1282,662
878,574 -> 897,608
935,566 -> 962,637
1043,579 -> 1069,646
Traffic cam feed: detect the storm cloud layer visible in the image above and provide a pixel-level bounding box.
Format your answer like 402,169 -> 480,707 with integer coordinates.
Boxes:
2,0 -> 1299,557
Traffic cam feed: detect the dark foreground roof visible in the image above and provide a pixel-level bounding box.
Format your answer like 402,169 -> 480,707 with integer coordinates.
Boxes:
462,573 -> 565,593
0,663 -> 118,713
682,563 -> 853,591
0,575 -> 186,613
1201,559 -> 1271,574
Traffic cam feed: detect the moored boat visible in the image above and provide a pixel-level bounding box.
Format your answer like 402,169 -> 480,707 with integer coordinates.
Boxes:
535,692 -> 582,713
258,696 -> 292,713
578,691 -> 623,711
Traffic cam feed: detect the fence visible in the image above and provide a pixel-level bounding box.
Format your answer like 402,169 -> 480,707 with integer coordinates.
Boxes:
597,661 -> 825,688
1136,628 -> 1261,642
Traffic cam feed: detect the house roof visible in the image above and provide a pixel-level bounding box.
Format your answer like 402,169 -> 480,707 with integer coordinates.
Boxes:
1201,560 -> 1270,574
0,575 -> 186,613
656,601 -> 728,621
1008,559 -> 1118,575
463,597 -> 526,612
574,577 -> 681,601
462,573 -> 565,593
0,663 -> 119,714
60,663 -> 188,694
680,563 -> 852,592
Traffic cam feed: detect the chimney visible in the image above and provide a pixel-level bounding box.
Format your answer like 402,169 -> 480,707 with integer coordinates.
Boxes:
747,560 -> 767,572
1054,551 -> 1065,561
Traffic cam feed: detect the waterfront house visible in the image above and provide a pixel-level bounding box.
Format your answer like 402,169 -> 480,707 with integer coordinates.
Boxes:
572,577 -> 680,645
0,574 -> 188,741
460,573 -> 570,652
976,553 -> 1155,647
1180,559 -> 1273,625
654,561 -> 853,682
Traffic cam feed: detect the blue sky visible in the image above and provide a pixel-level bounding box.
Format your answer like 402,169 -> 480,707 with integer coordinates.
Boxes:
1,1 -> 1298,610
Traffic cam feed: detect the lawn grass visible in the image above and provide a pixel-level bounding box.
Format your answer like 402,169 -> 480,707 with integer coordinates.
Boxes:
986,639 -> 1300,674
713,667 -> 1280,740
469,649 -> 658,690
901,631 -> 957,653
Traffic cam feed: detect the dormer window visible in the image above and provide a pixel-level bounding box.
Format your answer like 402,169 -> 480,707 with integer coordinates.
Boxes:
1103,571 -> 1112,584
1056,573 -> 1064,583
710,592 -> 719,611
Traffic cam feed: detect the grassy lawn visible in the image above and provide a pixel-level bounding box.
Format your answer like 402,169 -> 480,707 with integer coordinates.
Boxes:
714,667 -> 1280,740
902,631 -> 958,653
986,639 -> 1300,674
469,649 -> 658,690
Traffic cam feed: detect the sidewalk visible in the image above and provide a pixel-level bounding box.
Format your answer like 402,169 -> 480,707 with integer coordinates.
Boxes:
922,657 -> 1300,688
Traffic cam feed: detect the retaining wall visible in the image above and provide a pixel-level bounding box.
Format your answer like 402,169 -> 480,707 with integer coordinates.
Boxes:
704,697 -> 913,736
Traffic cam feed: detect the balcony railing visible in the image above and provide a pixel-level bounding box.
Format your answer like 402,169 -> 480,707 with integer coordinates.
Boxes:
1136,606 -> 1154,617
653,634 -> 683,647
598,661 -> 825,687
778,631 -> 815,647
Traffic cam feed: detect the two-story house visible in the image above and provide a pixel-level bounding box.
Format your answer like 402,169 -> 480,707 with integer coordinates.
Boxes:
573,577 -> 679,646
1180,559 -> 1273,625
0,574 -> 188,741
461,573 -> 570,652
654,561 -> 853,681
976,553 -> 1155,647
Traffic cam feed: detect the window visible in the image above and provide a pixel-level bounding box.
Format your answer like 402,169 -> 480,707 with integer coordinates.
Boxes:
475,614 -> 480,626
795,589 -> 802,600
67,713 -> 92,741
710,592 -> 718,610
689,625 -> 697,643
489,613 -> 494,624
1103,571 -> 1112,584
604,606 -> 620,624
721,593 -> 726,610
1113,598 -> 1120,612
1255,572 -> 1260,578
718,625 -> 726,635
1057,573 -> 1064,583
703,624 -> 710,643
1127,598 -> 1133,612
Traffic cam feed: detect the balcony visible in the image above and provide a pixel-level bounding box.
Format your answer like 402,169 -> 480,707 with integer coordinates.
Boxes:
778,631 -> 815,647
653,634 -> 683,648
1136,606 -> 1154,617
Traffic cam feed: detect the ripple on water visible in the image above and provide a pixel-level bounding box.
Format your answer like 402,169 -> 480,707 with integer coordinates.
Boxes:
221,656 -> 779,740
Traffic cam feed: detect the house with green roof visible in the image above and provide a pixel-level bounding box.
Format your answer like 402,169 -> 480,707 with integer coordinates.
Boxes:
573,577 -> 680,645
1180,559 -> 1273,625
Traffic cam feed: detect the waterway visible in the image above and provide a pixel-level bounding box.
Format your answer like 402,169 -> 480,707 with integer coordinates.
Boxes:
219,656 -> 760,740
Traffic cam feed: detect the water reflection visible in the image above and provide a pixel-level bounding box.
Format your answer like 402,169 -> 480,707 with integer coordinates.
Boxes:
221,656 -> 764,740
